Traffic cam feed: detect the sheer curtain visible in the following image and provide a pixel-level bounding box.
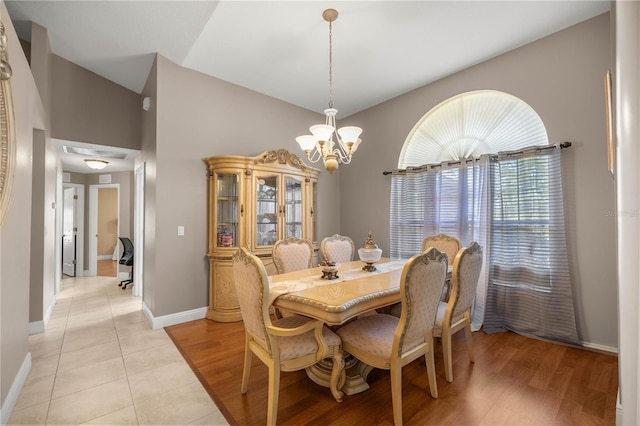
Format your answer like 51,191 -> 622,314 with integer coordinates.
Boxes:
389,145 -> 578,343
390,170 -> 427,260
483,147 -> 579,344
390,158 -> 491,331
423,158 -> 491,331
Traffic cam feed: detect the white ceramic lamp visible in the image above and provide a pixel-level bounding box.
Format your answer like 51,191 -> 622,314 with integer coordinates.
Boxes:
358,231 -> 382,272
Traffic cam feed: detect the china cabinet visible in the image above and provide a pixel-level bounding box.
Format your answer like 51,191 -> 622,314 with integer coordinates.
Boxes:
203,149 -> 320,322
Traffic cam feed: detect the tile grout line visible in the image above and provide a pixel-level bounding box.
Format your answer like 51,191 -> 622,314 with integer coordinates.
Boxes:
109,278 -> 142,426
42,291 -> 71,426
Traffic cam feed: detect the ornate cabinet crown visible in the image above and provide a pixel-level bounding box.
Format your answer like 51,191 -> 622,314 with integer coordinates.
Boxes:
203,149 -> 320,322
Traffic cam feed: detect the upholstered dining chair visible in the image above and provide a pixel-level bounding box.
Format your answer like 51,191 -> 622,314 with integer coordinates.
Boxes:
422,234 -> 460,265
422,234 -> 460,301
320,234 -> 355,264
433,241 -> 483,383
272,236 -> 314,274
232,247 -> 344,425
337,248 -> 448,426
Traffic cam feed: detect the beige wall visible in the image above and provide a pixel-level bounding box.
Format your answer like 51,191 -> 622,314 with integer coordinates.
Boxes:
97,188 -> 118,256
139,56 -> 157,311
28,22 -> 57,327
142,54 -> 341,317
340,13 -> 616,348
51,54 -> 141,150
0,0 -> 48,408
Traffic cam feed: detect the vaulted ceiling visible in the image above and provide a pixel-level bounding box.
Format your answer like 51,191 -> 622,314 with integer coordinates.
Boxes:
5,1 -> 610,172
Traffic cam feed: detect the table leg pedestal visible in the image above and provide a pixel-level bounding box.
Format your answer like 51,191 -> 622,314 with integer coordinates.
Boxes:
305,354 -> 374,396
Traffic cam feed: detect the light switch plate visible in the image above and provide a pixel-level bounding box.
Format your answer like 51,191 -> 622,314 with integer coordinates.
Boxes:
178,226 -> 185,236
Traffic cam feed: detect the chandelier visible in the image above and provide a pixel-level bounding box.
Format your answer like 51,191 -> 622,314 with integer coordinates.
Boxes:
296,9 -> 362,174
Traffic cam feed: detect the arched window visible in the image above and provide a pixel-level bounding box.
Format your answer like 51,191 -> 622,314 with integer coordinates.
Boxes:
398,90 -> 548,168
390,91 -> 578,345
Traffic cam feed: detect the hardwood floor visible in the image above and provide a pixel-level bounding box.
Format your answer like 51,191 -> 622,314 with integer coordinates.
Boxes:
165,319 -> 618,425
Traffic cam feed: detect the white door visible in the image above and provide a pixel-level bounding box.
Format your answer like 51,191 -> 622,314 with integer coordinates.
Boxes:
62,187 -> 77,276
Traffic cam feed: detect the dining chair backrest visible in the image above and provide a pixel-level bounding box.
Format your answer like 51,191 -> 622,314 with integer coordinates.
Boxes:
422,234 -> 460,266
450,241 -> 483,319
434,241 -> 483,383
396,247 -> 449,355
320,234 -> 355,264
232,246 -> 272,352
272,237 -> 314,274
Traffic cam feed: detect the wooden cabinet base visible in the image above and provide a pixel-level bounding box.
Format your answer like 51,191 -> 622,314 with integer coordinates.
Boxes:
206,307 -> 242,323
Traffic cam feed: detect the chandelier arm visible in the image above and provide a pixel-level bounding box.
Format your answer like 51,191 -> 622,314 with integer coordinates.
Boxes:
306,148 -> 324,164
332,143 -> 353,163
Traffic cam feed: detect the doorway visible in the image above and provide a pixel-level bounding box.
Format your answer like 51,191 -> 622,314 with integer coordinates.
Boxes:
61,183 -> 84,279
88,184 -> 120,277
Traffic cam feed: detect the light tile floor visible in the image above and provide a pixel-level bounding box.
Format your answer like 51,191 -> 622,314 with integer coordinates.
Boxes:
8,276 -> 229,426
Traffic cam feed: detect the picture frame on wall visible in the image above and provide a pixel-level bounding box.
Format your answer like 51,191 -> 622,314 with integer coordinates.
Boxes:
604,69 -> 615,177
0,20 -> 15,225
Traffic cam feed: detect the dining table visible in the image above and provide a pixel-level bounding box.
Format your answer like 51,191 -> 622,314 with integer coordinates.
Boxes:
269,257 -> 453,395
270,258 -> 408,325
269,258 -> 409,395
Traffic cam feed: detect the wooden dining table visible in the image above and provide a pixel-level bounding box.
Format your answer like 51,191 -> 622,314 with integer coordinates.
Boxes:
271,258 -> 407,325
269,257 -> 453,395
269,258 -> 408,395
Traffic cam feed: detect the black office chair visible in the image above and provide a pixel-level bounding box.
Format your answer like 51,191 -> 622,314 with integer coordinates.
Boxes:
118,237 -> 134,289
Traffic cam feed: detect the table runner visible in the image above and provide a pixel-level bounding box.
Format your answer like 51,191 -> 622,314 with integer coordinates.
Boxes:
267,260 -> 407,306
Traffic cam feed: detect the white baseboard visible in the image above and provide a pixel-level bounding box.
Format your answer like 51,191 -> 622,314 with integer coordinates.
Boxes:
28,296 -> 57,335
582,341 -> 618,355
1,352 -> 32,425
44,294 -> 56,325
97,255 -> 112,260
615,389 -> 622,426
28,321 -> 44,335
142,302 -> 207,330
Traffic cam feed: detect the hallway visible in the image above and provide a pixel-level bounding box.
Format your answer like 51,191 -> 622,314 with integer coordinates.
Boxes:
8,276 -> 227,425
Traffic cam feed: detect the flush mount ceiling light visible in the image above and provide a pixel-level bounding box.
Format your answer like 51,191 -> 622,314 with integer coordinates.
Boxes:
84,159 -> 109,170
296,9 -> 363,174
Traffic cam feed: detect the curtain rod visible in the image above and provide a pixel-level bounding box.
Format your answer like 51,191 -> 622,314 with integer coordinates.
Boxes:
382,141 -> 572,176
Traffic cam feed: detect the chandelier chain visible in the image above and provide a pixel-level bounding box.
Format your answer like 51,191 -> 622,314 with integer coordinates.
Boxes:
328,18 -> 333,109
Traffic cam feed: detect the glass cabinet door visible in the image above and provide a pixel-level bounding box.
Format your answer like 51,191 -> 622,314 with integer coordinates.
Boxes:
216,173 -> 239,248
285,175 -> 304,239
256,175 -> 279,247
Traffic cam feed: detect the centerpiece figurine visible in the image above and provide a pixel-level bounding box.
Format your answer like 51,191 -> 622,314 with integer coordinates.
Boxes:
320,261 -> 340,280
358,231 -> 383,272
